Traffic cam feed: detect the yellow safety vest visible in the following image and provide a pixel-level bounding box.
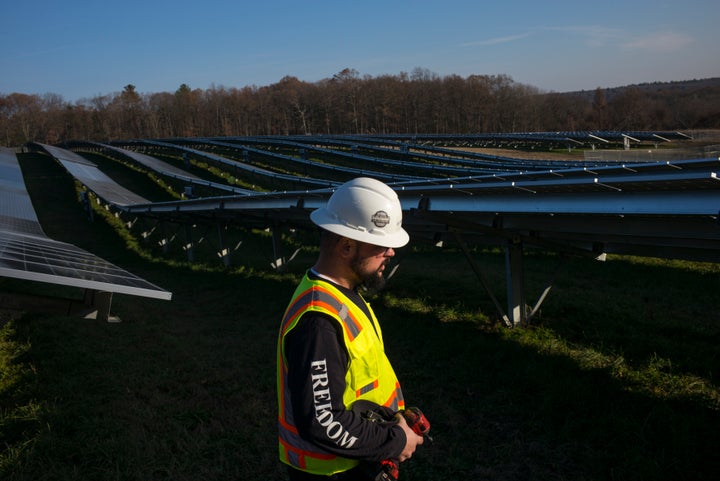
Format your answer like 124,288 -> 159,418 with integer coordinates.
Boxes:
277,273 -> 405,475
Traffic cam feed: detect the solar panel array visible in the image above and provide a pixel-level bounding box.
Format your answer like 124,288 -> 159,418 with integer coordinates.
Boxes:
24,132 -> 720,325
0,146 -> 171,321
55,134 -> 717,263
75,141 -> 257,195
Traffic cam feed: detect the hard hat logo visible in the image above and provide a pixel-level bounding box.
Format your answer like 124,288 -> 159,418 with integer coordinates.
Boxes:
371,211 -> 390,228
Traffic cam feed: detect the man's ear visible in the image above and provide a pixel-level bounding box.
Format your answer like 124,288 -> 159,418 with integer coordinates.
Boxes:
337,237 -> 357,259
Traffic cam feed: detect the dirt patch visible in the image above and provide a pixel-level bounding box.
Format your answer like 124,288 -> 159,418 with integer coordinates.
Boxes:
452,147 -> 584,161
453,130 -> 720,161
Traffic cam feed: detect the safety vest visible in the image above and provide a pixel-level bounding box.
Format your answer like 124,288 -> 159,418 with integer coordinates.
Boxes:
277,273 -> 405,475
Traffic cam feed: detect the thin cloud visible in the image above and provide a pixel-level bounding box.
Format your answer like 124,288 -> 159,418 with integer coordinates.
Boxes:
462,25 -> 623,49
542,25 -> 623,47
621,31 -> 694,52
460,32 -> 532,48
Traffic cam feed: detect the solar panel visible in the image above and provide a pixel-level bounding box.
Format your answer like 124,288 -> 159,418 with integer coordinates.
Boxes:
0,229 -> 172,300
96,141 -> 259,194
101,143 -> 204,179
113,139 -> 334,190
0,147 -> 171,320
36,143 -> 150,206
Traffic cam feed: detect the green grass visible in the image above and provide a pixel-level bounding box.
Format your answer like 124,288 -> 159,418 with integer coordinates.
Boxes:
1,152 -> 719,480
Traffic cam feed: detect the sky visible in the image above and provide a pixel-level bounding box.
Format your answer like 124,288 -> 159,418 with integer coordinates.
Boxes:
1,0 -> 719,102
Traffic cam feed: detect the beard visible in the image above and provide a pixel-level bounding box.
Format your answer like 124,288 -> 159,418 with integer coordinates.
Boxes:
350,255 -> 388,292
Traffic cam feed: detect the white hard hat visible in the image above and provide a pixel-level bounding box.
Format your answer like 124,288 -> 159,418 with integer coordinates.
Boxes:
310,177 -> 409,248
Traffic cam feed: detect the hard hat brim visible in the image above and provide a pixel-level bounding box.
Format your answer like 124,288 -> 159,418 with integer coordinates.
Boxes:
310,207 -> 410,249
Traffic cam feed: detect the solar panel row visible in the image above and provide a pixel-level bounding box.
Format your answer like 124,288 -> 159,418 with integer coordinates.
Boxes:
0,146 -> 171,321
104,159 -> 719,258
22,133 -> 720,325
38,136 -> 718,263
73,141 -> 257,195
37,143 -> 150,206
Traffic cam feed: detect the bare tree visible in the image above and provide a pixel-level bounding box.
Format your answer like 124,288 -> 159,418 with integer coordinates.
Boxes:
1,73 -> 719,147
592,88 -> 608,130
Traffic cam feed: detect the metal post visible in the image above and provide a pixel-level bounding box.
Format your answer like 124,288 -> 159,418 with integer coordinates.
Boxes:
217,224 -> 231,267
83,289 -> 115,322
505,237 -> 526,326
452,231 -> 512,327
158,222 -> 169,254
271,224 -> 285,271
184,223 -> 195,263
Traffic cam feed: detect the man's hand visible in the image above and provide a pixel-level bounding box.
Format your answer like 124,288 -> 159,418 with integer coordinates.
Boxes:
395,412 -> 424,462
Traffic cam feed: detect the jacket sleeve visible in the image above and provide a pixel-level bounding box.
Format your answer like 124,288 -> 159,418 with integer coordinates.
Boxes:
284,312 -> 406,462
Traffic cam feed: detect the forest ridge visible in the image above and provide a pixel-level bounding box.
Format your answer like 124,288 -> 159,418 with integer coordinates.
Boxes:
2,69 -> 719,147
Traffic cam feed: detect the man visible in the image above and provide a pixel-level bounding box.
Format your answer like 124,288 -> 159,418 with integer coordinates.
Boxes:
277,177 -> 424,480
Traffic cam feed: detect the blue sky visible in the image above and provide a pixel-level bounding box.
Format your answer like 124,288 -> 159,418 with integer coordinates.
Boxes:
2,0 -> 718,102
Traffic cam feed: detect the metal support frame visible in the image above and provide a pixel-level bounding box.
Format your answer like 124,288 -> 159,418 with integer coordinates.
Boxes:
271,224 -> 285,270
453,231 -> 512,327
158,222 -> 169,254
0,289 -> 119,323
269,223 -> 301,271
505,237 -> 526,325
217,223 -> 231,267
453,230 -> 568,327
83,289 -> 117,322
184,223 -> 195,262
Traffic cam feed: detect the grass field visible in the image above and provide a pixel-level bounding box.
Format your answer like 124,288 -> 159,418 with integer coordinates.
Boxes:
1,152 -> 720,480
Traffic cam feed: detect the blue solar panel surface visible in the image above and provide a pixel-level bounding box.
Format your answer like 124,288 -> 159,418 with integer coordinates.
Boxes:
0,147 -> 171,301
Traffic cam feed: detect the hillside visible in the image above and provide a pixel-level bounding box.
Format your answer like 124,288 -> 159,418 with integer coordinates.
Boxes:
564,77 -> 720,99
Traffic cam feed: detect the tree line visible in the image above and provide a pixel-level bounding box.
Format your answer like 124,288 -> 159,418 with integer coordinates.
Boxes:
2,68 -> 719,147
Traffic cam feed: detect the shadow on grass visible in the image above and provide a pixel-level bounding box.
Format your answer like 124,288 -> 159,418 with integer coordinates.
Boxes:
2,263 -> 297,481
393,246 -> 720,388
4,259 -> 719,481
373,246 -> 720,480
375,297 -> 720,481
544,255 -> 720,380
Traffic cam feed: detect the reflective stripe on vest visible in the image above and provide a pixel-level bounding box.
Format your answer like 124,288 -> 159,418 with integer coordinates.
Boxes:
277,274 -> 404,475
280,285 -> 363,342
